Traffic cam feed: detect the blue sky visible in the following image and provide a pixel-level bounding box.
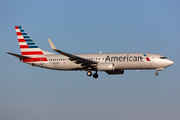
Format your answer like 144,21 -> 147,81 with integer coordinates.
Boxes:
0,0 -> 180,120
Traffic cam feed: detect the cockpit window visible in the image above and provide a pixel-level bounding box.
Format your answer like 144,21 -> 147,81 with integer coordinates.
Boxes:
160,57 -> 167,59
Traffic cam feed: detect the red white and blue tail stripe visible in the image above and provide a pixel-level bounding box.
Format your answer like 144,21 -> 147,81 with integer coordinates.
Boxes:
15,26 -> 48,63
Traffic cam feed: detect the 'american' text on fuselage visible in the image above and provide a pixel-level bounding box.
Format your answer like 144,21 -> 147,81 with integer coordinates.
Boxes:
105,55 -> 144,62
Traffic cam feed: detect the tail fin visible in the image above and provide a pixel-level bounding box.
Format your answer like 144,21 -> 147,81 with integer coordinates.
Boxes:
15,26 -> 43,55
15,26 -> 51,63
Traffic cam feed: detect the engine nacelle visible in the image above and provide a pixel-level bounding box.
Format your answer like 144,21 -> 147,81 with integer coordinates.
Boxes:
106,70 -> 124,75
97,63 -> 115,71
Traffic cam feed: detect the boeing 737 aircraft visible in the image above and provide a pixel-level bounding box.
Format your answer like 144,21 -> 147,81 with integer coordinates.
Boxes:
6,26 -> 174,78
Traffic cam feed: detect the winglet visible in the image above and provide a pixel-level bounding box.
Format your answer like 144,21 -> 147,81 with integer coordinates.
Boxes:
48,39 -> 57,50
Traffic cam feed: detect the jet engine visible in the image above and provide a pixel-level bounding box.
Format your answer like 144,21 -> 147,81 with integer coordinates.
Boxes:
97,63 -> 115,71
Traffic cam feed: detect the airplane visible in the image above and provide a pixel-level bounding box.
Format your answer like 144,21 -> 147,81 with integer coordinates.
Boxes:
6,26 -> 174,78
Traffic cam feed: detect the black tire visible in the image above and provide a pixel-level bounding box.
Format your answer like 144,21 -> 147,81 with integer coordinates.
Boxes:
155,72 -> 159,76
93,73 -> 98,78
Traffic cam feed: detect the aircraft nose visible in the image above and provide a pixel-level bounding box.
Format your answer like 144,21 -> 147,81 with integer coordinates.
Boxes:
166,59 -> 174,66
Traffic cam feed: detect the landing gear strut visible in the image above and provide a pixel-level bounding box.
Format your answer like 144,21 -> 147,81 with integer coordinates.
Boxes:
155,68 -> 164,76
93,71 -> 98,79
155,72 -> 159,76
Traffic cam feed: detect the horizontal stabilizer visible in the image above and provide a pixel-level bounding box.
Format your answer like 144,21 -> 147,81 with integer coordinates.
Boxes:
6,52 -> 31,59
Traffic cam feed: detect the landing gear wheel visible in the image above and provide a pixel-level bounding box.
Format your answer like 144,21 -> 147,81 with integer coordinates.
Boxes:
155,72 -> 159,76
93,73 -> 98,78
87,71 -> 92,77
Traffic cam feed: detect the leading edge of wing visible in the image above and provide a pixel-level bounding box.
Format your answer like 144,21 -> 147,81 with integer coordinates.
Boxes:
48,39 -> 98,65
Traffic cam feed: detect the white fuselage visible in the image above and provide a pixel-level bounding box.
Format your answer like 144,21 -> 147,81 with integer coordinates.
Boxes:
8,26 -> 174,78
28,53 -> 173,71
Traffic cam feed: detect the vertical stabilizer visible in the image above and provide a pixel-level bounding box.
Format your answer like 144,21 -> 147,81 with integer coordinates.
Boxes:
15,26 -> 49,63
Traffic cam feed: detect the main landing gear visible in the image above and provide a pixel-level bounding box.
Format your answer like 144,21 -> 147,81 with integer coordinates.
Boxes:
93,71 -> 98,78
87,71 -> 98,78
87,71 -> 92,76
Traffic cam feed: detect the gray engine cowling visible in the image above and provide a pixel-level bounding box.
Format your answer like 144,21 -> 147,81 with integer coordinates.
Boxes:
97,63 -> 115,71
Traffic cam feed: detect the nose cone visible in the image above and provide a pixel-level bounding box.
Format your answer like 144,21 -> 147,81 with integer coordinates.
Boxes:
166,59 -> 174,66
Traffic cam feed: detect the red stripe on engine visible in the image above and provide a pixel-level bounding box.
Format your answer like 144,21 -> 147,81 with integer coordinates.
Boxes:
20,45 -> 29,49
16,32 -> 22,35
146,57 -> 151,61
21,51 -> 44,55
18,39 -> 26,42
15,26 -> 19,29
23,57 -> 48,62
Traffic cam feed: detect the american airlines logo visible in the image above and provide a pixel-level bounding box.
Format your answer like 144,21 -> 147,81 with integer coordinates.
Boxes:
105,55 -> 146,62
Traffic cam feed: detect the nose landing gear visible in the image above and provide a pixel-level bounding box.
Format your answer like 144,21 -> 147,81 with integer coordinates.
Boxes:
155,72 -> 159,76
155,68 -> 164,76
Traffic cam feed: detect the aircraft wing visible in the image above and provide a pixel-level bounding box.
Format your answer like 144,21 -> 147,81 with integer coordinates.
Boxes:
6,52 -> 31,59
48,39 -> 98,66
